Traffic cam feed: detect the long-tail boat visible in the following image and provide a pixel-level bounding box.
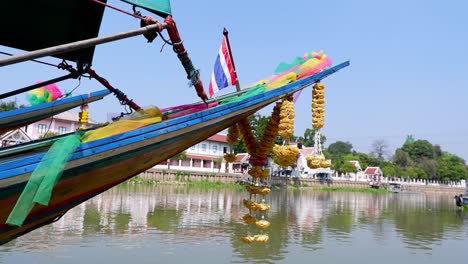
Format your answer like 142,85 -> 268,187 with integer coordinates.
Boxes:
0,0 -> 349,245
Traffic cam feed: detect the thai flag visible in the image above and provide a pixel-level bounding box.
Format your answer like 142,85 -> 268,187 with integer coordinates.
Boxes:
208,37 -> 237,97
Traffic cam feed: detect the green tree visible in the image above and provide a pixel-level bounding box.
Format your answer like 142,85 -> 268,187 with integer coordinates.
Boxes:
403,166 -> 427,179
330,155 -> 344,172
381,162 -> 398,177
341,161 -> 357,174
416,158 -> 438,179
393,149 -> 412,168
250,114 -> 270,141
0,100 -> 25,112
401,140 -> 436,161
355,152 -> 381,168
436,153 -> 467,181
296,128 -> 326,147
327,141 -> 353,157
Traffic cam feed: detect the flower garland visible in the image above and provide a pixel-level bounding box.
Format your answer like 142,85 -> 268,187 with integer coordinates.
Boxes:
307,83 -> 331,168
227,124 -> 240,145
224,124 -> 240,162
237,102 -> 283,244
312,83 -> 325,129
272,97 -> 299,168
278,98 -> 295,139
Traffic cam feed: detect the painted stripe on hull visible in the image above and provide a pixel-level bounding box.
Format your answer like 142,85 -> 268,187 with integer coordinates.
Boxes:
0,61 -> 350,244
0,62 -> 349,176
0,90 -> 110,134
0,119 -> 232,244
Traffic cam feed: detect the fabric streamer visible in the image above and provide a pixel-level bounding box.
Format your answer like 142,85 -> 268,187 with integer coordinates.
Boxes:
6,134 -> 81,226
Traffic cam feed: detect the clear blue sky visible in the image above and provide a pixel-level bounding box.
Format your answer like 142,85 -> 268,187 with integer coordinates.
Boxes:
1,0 -> 467,161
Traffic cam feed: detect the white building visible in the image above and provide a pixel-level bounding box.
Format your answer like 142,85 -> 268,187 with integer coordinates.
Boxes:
154,133 -> 233,173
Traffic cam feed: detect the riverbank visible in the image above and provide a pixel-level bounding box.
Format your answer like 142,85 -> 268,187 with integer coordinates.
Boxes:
133,169 -> 465,194
125,175 -> 388,194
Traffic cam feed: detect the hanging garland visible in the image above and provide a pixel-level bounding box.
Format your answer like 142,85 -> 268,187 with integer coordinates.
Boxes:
236,102 -> 283,244
306,83 -> 331,168
272,96 -> 299,168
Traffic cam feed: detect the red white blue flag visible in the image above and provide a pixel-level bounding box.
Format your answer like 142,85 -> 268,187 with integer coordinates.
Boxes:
208,37 -> 237,97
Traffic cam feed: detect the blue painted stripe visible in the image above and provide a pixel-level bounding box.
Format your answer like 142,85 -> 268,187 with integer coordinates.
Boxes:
0,62 -> 349,180
0,90 -> 110,129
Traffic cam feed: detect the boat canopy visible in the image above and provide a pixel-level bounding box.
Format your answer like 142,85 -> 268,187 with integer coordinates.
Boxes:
0,0 -> 107,64
121,0 -> 172,18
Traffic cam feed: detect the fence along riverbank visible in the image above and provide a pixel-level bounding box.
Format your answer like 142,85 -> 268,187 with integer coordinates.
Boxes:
137,169 -> 465,194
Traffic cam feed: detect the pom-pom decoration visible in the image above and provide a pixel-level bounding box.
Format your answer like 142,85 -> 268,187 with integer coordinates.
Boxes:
26,83 -> 63,106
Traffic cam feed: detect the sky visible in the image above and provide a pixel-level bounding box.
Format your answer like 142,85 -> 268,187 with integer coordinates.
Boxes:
1,0 -> 467,161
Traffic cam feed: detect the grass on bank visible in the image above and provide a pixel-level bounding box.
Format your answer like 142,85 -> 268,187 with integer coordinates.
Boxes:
124,176 -> 388,193
123,176 -> 243,190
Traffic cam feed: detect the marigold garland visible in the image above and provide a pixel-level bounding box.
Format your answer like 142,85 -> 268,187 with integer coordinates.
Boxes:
227,124 -> 240,145
312,83 -> 325,129
306,83 -> 332,169
272,145 -> 299,167
237,103 -> 283,244
237,118 -> 258,156
278,98 -> 295,139
224,153 -> 236,163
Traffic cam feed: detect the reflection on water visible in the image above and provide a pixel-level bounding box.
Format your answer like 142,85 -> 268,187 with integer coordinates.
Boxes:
1,185 -> 468,264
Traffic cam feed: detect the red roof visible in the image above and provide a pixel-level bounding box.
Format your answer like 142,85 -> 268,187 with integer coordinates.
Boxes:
349,160 -> 361,168
207,134 -> 227,143
186,154 -> 218,161
299,147 -> 315,157
235,153 -> 248,162
363,167 -> 380,175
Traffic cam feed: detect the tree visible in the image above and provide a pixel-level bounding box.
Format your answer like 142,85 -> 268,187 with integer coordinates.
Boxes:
436,153 -> 467,181
381,162 -> 398,177
341,161 -> 357,174
327,141 -> 353,157
370,139 -> 389,160
296,128 -> 326,147
355,152 -> 381,168
393,149 -> 412,168
433,144 -> 443,158
250,114 -> 270,141
416,158 -> 438,179
330,155 -> 344,172
403,166 -> 427,179
0,100 -> 25,112
401,139 -> 436,161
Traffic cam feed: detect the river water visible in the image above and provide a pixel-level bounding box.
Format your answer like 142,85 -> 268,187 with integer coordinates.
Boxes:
1,185 -> 467,264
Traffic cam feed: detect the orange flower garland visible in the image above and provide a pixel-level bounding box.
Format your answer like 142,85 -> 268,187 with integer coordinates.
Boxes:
272,97 -> 299,168
238,103 -> 282,244
306,83 -> 331,169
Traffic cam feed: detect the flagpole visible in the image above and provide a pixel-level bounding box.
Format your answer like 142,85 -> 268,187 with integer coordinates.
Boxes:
223,28 -> 241,91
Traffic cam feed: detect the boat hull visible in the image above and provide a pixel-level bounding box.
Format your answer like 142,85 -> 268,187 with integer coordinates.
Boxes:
0,89 -> 110,134
0,62 -> 349,244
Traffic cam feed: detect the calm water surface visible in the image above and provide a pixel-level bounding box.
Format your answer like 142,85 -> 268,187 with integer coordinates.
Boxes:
1,185 -> 467,264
